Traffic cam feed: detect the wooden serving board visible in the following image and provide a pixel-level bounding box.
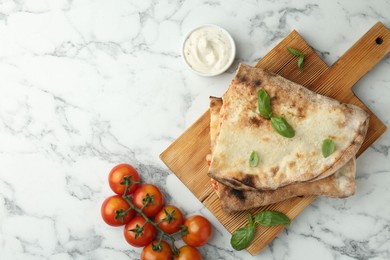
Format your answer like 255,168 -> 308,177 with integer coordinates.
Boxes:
160,22 -> 390,256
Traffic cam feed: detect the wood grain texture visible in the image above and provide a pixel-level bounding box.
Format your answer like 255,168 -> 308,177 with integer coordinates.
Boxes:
160,22 -> 389,256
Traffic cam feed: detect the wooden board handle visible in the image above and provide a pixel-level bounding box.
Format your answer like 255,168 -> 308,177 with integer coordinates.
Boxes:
310,22 -> 390,100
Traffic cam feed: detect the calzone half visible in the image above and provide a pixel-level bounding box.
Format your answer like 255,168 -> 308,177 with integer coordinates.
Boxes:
208,64 -> 369,191
208,97 -> 356,213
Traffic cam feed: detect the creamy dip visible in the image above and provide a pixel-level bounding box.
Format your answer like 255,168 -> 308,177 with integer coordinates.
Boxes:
183,26 -> 233,75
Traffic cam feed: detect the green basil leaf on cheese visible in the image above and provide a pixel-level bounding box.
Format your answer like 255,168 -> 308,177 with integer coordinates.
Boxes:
270,116 -> 295,138
257,89 -> 272,119
322,139 -> 335,158
249,151 -> 259,167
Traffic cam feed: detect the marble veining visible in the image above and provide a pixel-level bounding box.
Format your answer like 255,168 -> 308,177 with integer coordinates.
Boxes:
0,0 -> 389,259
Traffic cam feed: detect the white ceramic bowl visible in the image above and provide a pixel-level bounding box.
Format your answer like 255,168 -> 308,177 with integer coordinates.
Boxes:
181,24 -> 236,77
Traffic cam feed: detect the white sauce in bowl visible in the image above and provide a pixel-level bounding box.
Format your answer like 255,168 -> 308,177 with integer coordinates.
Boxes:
183,25 -> 235,76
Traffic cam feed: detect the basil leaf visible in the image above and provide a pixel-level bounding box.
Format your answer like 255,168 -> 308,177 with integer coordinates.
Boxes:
230,225 -> 255,251
254,211 -> 291,226
249,151 -> 259,167
298,55 -> 304,71
287,47 -> 305,57
257,89 -> 272,119
322,139 -> 335,158
270,116 -> 295,138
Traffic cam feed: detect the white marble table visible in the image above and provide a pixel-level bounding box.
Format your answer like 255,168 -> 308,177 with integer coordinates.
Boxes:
0,0 -> 389,259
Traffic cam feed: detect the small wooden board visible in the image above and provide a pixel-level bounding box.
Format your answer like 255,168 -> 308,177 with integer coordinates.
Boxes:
160,22 -> 390,255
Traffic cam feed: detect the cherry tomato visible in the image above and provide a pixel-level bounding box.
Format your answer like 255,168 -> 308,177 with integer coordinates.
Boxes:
155,205 -> 184,234
174,245 -> 202,260
132,184 -> 164,217
108,164 -> 140,195
101,195 -> 134,226
182,215 -> 212,247
141,240 -> 172,260
124,216 -> 156,247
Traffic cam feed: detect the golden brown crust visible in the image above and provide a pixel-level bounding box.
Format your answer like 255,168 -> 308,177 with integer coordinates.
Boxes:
218,158 -> 356,213
208,64 -> 369,191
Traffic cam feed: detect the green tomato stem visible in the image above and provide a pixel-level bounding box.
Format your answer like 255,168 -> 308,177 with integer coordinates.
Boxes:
121,182 -> 181,250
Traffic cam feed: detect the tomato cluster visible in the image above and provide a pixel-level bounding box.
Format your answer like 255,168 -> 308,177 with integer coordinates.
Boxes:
101,164 -> 212,260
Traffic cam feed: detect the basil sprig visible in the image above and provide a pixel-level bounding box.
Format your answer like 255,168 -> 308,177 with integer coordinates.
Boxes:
322,139 -> 335,158
257,89 -> 272,119
230,211 -> 290,251
270,116 -> 295,138
230,213 -> 255,251
249,151 -> 259,167
287,47 -> 305,71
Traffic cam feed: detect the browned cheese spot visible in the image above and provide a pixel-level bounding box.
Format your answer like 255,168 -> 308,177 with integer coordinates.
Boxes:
297,107 -> 306,118
249,116 -> 262,127
337,120 -> 346,128
261,136 -> 270,142
291,90 -> 308,118
270,166 -> 280,176
288,161 -> 296,169
296,153 -> 303,159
